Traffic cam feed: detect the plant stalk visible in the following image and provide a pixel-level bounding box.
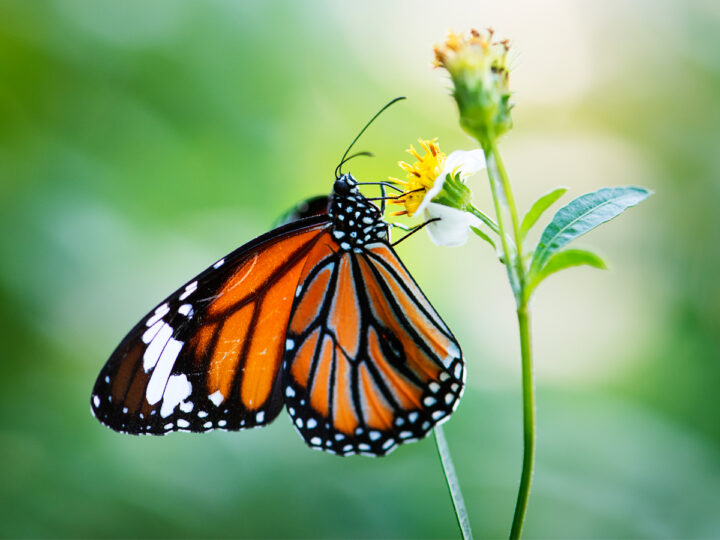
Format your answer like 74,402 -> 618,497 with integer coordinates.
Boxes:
483,146 -> 520,297
483,137 -> 536,539
509,304 -> 535,539
434,426 -> 473,540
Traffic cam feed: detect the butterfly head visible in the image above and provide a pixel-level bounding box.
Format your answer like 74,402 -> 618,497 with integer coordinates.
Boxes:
329,173 -> 387,250
332,173 -> 358,197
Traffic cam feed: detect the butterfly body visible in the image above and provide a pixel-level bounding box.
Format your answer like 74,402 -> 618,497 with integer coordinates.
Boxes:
92,174 -> 464,456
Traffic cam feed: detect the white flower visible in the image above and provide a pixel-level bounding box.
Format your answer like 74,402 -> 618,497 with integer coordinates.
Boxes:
424,203 -> 483,247
419,149 -> 485,247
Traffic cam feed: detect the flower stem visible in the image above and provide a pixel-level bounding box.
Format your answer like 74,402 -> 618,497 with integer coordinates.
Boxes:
483,147 -> 520,297
434,426 -> 473,540
485,140 -> 525,287
466,204 -> 500,235
509,304 -> 535,539
482,137 -> 536,539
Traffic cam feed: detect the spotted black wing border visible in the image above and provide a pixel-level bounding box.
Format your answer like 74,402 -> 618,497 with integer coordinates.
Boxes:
283,240 -> 464,456
91,215 -> 330,435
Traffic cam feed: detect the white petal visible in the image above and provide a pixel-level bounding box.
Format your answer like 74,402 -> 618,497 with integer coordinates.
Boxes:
415,172 -> 447,216
415,149 -> 486,217
441,149 -> 486,180
424,203 -> 482,247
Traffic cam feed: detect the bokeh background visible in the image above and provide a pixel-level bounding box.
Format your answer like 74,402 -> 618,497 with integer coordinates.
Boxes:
1,1 -> 719,538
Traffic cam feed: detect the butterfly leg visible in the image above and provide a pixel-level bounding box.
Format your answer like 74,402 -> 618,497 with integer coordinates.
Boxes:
391,218 -> 441,246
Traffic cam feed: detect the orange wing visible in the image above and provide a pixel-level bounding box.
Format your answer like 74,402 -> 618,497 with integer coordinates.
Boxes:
283,239 -> 463,456
91,217 -> 330,435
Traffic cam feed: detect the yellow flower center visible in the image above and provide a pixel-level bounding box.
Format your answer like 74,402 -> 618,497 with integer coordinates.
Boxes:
391,139 -> 445,217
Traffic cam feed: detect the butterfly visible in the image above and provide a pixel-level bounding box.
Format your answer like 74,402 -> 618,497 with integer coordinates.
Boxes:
91,102 -> 464,457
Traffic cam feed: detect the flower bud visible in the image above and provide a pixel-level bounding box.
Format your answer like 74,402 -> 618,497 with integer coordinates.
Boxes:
434,29 -> 513,147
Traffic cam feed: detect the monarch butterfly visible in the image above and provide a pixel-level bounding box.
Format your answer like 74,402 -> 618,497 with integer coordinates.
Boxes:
91,101 -> 464,457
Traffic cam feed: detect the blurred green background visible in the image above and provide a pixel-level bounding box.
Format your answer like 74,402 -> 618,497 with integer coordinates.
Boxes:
1,1 -> 719,538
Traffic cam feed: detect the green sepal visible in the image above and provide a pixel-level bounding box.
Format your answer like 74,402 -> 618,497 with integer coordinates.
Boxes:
432,171 -> 472,210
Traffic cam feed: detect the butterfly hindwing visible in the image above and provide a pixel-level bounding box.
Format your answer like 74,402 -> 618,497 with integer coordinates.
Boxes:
91,217 -> 330,435
283,238 -> 464,456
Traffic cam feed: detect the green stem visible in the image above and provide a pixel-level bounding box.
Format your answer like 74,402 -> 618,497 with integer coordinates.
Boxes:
509,305 -> 535,539
466,204 -> 500,235
482,137 -> 536,539
483,149 -> 520,297
434,426 -> 473,540
486,140 -> 525,286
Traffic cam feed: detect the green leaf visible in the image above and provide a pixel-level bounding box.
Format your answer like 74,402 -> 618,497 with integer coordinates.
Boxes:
470,226 -> 497,250
530,186 -> 652,274
471,226 -> 515,263
527,248 -> 607,297
520,187 -> 568,240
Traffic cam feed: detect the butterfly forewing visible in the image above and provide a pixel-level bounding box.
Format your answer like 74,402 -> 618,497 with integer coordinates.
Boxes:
91,217 -> 330,435
283,239 -> 464,456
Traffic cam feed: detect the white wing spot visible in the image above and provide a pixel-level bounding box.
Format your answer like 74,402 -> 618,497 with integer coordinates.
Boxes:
444,393 -> 455,405
179,401 -> 194,413
295,418 -> 304,428
143,323 -> 173,372
399,431 -> 413,439
369,431 -> 381,441
164,423 -> 174,430
285,386 -> 295,398
177,419 -> 190,428
203,421 -> 212,429
179,281 -> 198,301
198,411 -> 208,418
218,419 -> 227,427
285,339 -> 295,351
358,443 -> 371,451
146,303 -> 170,327
343,444 -> 353,452
146,338 -> 184,405
256,411 -> 265,423
306,418 -> 317,429
432,410 -> 446,420
454,363 -> 462,379
159,374 -> 192,417
209,390 -> 224,407
439,372 -> 450,382
429,382 -> 440,393
423,396 -> 437,407
92,395 -> 100,408
213,259 -> 225,269
408,412 -> 419,423
382,439 -> 395,450
334,433 -> 345,441
142,319 -> 164,344
178,304 -> 194,317
310,437 -> 322,446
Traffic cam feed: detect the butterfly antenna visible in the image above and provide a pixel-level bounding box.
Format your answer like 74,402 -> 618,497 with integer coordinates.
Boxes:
335,96 -> 407,178
336,151 -> 374,173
